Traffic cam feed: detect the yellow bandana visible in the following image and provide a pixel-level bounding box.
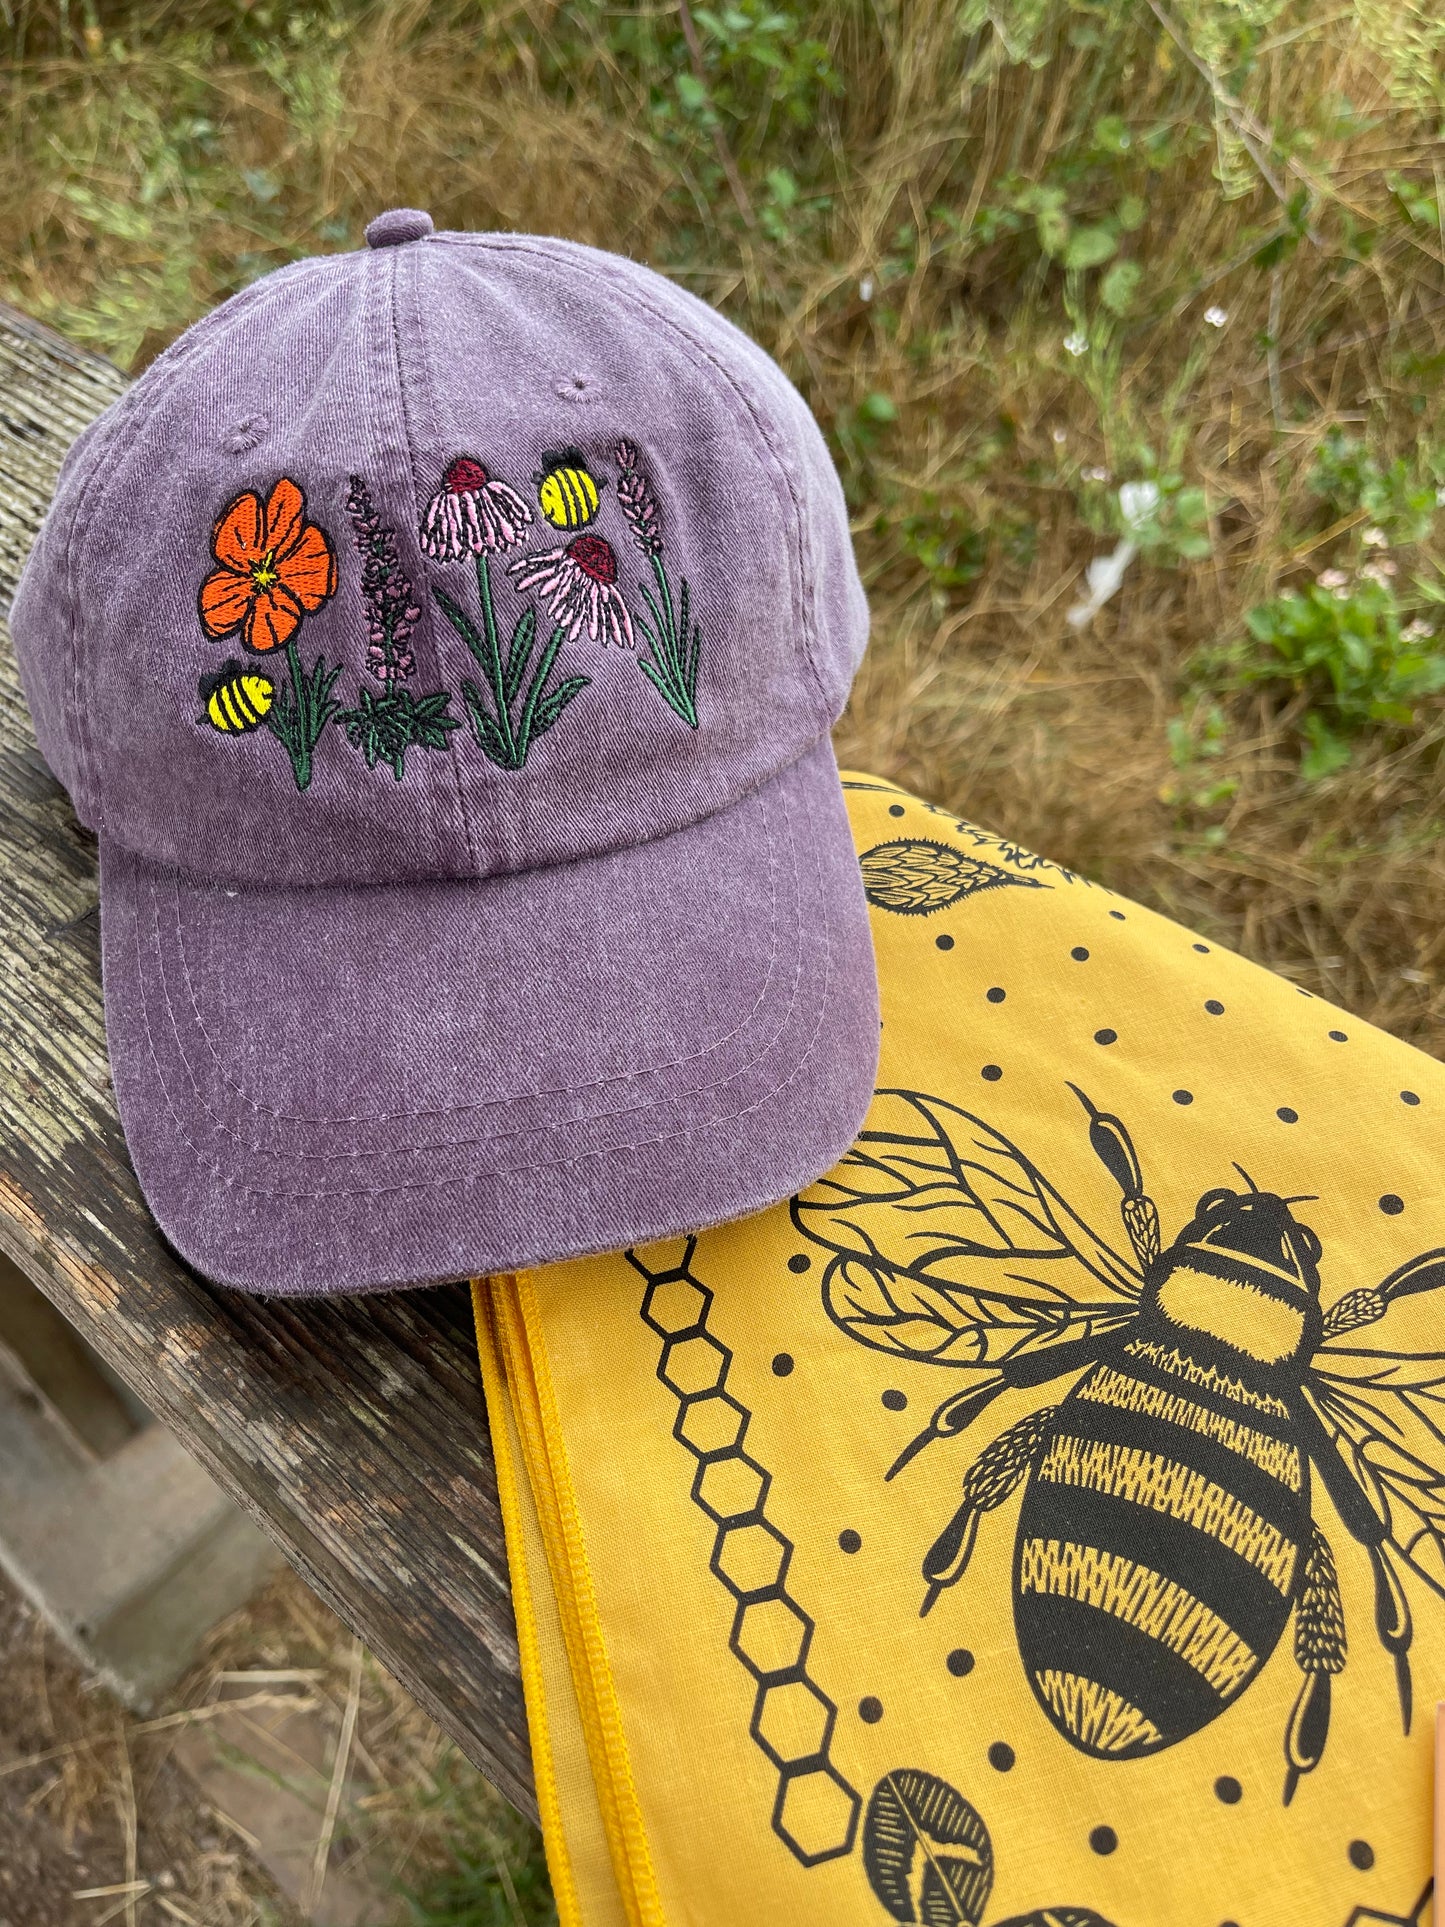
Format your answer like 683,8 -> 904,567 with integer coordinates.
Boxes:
474,773 -> 1443,1927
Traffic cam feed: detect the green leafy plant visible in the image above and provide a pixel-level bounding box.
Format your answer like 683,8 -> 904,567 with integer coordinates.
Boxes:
266,641 -> 343,792
436,587 -> 589,771
1309,429 -> 1439,547
336,685 -> 459,780
1237,578 -> 1445,778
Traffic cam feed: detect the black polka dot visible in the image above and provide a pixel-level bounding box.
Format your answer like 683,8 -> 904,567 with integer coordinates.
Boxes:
838,1529 -> 861,1554
1089,1825 -> 1118,1856
1329,1029 -> 1349,1042
1214,1776 -> 1242,1805
1110,910 -> 1126,921
981,1064 -> 1003,1082
1348,1840 -> 1375,1872
936,934 -> 955,951
859,1696 -> 883,1724
986,986 -> 1006,1004
1071,946 -> 1090,961
787,1253 -> 811,1274
1379,1194 -> 1404,1216
889,803 -> 905,817
946,1648 -> 974,1677
987,1742 -> 1015,1771
771,1352 -> 794,1377
881,1389 -> 908,1412
1193,942 -> 1210,953
1173,1089 -> 1194,1106
1094,1028 -> 1117,1046
1277,1107 -> 1298,1124
1205,999 -> 1225,1015
1402,1090 -> 1421,1106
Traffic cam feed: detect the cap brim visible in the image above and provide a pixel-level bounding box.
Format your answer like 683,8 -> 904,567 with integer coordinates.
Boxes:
99,739 -> 879,1295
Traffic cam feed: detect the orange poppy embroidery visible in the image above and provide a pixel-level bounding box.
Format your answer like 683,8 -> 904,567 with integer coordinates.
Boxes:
198,477 -> 338,654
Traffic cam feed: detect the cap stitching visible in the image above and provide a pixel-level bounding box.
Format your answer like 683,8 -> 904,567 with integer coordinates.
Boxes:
160,768 -> 783,1123
139,771 -> 803,1152
389,243 -> 480,869
443,236 -> 827,717
120,783 -> 838,1206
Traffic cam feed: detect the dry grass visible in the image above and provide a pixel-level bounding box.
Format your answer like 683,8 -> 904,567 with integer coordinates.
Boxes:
4,0 -> 1445,1043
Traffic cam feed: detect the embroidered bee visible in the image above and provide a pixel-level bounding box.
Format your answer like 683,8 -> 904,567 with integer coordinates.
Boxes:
534,448 -> 603,530
792,1085 -> 1445,1803
198,661 -> 276,733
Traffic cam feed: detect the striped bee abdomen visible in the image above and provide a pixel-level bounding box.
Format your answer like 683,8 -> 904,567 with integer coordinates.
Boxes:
536,452 -> 601,530
1013,1341 -> 1306,1758
200,662 -> 275,734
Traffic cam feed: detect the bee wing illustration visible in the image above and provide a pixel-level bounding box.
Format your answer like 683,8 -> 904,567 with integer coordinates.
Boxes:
792,1089 -> 1142,1371
1311,1248 -> 1445,1599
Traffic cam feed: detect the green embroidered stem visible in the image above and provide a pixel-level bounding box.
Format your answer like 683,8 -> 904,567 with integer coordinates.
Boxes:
635,552 -> 700,729
266,637 -> 342,791
433,577 -> 590,772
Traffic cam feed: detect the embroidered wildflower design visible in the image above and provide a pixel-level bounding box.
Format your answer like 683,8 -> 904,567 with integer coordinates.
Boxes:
199,476 -> 337,655
428,454 -> 591,770
507,533 -> 634,651
420,455 -> 532,560
334,475 -> 460,781
197,477 -> 341,792
615,440 -> 701,728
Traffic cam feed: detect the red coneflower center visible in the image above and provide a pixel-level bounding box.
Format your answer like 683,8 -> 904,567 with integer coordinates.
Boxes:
444,456 -> 490,493
568,533 -> 617,584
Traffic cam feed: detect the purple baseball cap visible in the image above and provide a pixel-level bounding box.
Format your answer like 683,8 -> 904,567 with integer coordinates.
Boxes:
12,211 -> 879,1295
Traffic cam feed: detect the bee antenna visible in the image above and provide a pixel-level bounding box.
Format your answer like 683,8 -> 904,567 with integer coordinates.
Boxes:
1231,1162 -> 1259,1192
1281,1193 -> 1320,1206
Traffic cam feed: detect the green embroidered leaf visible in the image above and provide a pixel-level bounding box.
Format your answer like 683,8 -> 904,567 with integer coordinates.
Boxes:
503,607 -> 537,707
532,675 -> 591,736
433,584 -> 488,661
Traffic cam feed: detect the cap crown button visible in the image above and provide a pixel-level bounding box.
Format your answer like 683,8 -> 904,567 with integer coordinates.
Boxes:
365,208 -> 434,248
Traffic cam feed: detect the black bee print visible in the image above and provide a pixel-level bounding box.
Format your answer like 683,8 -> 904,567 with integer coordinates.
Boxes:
859,840 -> 1048,917
793,1088 -> 1445,1803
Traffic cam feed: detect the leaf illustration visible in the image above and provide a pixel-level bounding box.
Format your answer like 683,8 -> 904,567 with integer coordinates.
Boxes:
994,1913 -> 1118,1926
859,839 -> 1048,916
862,1769 -> 993,1927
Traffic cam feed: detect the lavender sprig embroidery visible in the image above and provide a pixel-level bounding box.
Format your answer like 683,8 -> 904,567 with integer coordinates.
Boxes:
335,474 -> 459,781
616,440 -> 701,728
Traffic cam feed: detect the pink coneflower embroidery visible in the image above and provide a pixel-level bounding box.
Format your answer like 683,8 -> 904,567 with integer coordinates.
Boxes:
420,455 -> 532,560
509,533 -> 635,651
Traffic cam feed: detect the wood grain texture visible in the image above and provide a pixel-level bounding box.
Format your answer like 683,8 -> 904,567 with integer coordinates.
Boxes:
0,305 -> 534,1817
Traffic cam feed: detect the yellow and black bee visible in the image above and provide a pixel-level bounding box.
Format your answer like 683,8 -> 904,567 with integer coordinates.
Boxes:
199,660 -> 275,733
534,448 -> 602,529
794,1086 -> 1445,1803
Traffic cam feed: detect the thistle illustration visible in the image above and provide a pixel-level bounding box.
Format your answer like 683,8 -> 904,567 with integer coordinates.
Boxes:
616,439 -> 701,728
423,456 -> 590,770
335,476 -> 459,781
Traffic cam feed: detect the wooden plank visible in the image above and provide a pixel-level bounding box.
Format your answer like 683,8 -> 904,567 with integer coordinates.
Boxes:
0,307 -> 534,1817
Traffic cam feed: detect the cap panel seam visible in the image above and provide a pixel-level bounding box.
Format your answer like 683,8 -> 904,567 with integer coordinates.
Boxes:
61,260 -> 338,827
442,236 -> 827,719
387,243 -> 480,870
158,770 -> 784,1124
140,773 -> 798,1151
118,780 -> 837,1195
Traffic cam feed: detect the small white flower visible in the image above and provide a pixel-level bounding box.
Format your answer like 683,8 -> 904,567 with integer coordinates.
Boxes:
1362,526 -> 1388,548
1064,331 -> 1089,358
1118,480 -> 1161,536
1204,305 -> 1229,328
1402,617 -> 1434,641
1067,540 -> 1138,629
1052,426 -> 1068,445
1316,568 -> 1350,596
859,276 -> 875,302
1083,465 -> 1111,483
1360,558 -> 1398,584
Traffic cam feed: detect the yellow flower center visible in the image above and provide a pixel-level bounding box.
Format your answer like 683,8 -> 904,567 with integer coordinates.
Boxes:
250,548 -> 279,590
